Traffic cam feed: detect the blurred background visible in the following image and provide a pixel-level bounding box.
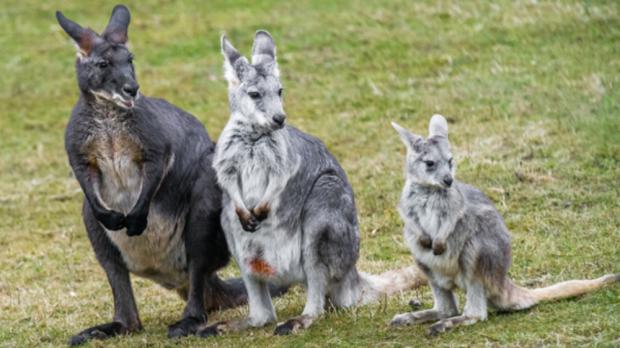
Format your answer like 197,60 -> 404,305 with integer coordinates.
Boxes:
1,1 -> 618,346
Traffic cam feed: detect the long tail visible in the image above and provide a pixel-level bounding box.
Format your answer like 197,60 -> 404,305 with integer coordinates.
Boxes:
358,265 -> 428,304
500,273 -> 620,311
203,275 -> 289,312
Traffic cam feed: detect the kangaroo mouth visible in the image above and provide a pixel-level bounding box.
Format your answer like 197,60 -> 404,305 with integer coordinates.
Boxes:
91,90 -> 137,109
113,93 -> 137,109
117,96 -> 135,108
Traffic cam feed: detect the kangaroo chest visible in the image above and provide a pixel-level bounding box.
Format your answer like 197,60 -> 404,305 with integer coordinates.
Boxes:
224,134 -> 289,209
404,195 -> 462,288
84,116 -> 188,289
239,150 -> 270,209
84,117 -> 143,214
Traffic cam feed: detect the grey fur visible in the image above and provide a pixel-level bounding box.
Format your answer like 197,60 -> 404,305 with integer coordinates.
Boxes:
203,31 -> 424,337
56,5 -> 258,345
390,115 -> 620,335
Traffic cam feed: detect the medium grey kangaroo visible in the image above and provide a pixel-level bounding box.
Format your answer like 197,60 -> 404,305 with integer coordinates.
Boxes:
199,31 -> 426,337
56,5 -> 276,345
390,115 -> 620,335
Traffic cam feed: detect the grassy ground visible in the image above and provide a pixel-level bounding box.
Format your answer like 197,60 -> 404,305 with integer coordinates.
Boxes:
1,0 -> 619,346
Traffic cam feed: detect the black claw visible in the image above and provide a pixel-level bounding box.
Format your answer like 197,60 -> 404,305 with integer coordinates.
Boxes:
274,321 -> 296,336
197,325 -> 220,338
167,316 -> 206,338
241,219 -> 260,232
68,335 -> 87,346
68,322 -> 127,346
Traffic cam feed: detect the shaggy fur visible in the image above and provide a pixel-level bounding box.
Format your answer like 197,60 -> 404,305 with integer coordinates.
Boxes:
390,115 -> 619,335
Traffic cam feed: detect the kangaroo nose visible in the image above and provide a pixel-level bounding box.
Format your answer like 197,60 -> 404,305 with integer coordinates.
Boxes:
272,113 -> 286,126
122,83 -> 139,98
443,176 -> 453,187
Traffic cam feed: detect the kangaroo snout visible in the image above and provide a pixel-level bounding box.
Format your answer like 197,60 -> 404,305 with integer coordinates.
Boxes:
442,176 -> 453,187
122,82 -> 139,98
272,113 -> 286,127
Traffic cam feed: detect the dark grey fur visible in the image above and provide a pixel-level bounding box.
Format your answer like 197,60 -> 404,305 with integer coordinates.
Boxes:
56,5 -> 255,345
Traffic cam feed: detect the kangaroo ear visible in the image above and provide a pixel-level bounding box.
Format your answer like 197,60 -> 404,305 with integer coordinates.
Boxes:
221,35 -> 252,86
56,11 -> 101,57
429,114 -> 448,138
392,122 -> 423,153
251,30 -> 279,77
103,5 -> 130,44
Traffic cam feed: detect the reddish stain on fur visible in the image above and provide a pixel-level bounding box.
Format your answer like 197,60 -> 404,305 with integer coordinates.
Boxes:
249,258 -> 276,277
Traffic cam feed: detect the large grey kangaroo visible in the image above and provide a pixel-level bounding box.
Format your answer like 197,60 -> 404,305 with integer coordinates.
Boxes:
56,5 -> 283,345
390,115 -> 619,335
200,31 -> 426,337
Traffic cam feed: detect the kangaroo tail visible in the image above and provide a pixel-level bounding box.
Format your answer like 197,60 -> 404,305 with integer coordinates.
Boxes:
358,265 -> 428,304
203,275 -> 289,312
499,273 -> 620,311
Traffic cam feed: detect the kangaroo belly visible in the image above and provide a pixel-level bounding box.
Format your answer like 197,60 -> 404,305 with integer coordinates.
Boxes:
407,231 -> 462,290
222,202 -> 304,286
105,208 -> 188,289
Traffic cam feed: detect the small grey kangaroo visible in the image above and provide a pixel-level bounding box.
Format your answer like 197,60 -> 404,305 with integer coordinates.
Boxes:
200,31 -> 426,337
56,5 -> 283,345
390,115 -> 620,335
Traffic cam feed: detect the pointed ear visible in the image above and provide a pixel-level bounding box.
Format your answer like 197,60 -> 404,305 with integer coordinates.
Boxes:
251,30 -> 279,76
56,11 -> 101,57
103,5 -> 130,44
221,35 -> 252,86
392,122 -> 423,153
429,114 -> 448,138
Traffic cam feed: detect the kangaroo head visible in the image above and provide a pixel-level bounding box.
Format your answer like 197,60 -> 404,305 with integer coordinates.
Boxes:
392,115 -> 455,189
220,31 -> 286,132
56,5 -> 139,109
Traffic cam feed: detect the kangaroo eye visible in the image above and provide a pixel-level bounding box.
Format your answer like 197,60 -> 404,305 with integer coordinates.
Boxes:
248,91 -> 261,99
424,160 -> 435,167
96,60 -> 109,69
278,88 -> 283,97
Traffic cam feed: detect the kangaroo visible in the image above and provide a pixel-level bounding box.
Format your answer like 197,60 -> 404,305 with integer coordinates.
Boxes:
199,31 -> 427,337
390,115 -> 620,335
56,5 -> 278,345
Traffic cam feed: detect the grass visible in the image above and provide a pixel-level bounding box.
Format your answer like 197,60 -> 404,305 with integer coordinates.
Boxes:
1,0 -> 619,346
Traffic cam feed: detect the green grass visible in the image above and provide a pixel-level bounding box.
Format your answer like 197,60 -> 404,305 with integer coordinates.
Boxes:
1,0 -> 619,346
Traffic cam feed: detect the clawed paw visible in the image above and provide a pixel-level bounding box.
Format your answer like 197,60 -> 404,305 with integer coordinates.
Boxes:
389,313 -> 412,327
274,319 -> 300,335
96,210 -> 126,231
196,321 -> 226,338
418,234 -> 433,249
68,321 -> 137,346
236,207 -> 260,232
125,210 -> 148,236
196,326 -> 219,338
432,240 -> 446,255
167,316 -> 206,338
252,202 -> 271,221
